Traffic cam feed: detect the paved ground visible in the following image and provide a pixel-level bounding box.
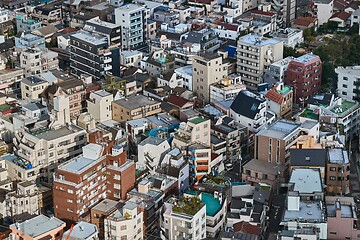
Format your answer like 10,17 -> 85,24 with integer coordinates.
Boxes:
223,156 -> 252,182
264,189 -> 287,240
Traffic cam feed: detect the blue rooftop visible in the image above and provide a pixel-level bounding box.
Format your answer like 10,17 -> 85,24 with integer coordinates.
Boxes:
238,33 -> 281,46
201,193 -> 222,217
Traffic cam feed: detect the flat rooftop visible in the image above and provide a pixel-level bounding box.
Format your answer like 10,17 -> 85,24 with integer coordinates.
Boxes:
188,116 -> 209,124
293,53 -> 319,64
11,215 -> 65,238
327,203 -> 354,218
32,125 -> 84,141
63,222 -> 97,239
238,33 -> 281,46
71,30 -> 107,45
257,120 -> 300,140
113,95 -> 159,110
284,201 -> 324,223
271,56 -> 295,67
289,168 -> 322,194
330,100 -> 358,117
335,66 -> 360,76
90,199 -> 119,213
327,148 -> 349,164
59,155 -> 97,173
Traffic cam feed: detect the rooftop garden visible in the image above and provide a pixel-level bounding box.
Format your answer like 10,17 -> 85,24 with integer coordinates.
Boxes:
330,100 -> 358,116
300,109 -> 319,120
277,86 -> 292,95
189,116 -> 208,124
204,174 -> 229,187
173,197 -> 204,216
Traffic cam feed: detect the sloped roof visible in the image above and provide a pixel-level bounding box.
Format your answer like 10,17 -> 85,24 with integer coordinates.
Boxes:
265,89 -> 283,104
292,17 -> 317,26
230,91 -> 265,119
218,22 -> 239,31
167,95 -> 191,108
233,221 -> 261,235
290,149 -> 327,167
330,11 -> 351,21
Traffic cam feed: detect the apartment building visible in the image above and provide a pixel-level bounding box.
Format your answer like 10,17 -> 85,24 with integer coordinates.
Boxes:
15,13 -> 42,33
154,10 -> 180,27
271,28 -> 304,48
120,50 -> 143,67
230,90 -> 271,133
336,66 -> 360,102
192,53 -> 227,103
9,215 -> 65,240
326,148 -> 350,194
209,76 -> 246,103
104,201 -> 144,240
186,143 -> 213,180
84,17 -> 121,47
161,197 -> 207,240
11,122 -> 87,182
263,56 -> 294,87
138,137 -> 171,172
265,82 -> 293,119
173,116 -> 211,148
63,221 -> 99,240
0,67 -> 24,96
237,33 -> 283,89
70,30 -> 113,81
326,196 -> 360,240
20,48 -> 59,77
87,90 -> 113,123
53,143 -> 135,222
309,0 -> 334,26
91,199 -> 119,239
114,4 -> 146,50
21,76 -> 49,102
285,53 -> 322,104
15,32 -> 46,50
41,75 -> 86,119
112,95 -> 161,122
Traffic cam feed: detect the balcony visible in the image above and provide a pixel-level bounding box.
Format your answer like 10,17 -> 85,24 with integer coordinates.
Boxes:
354,81 -> 360,86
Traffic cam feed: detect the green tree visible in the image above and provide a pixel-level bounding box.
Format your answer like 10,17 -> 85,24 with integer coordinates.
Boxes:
283,46 -> 303,58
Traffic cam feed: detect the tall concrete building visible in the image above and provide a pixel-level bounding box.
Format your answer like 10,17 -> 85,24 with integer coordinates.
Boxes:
237,33 -> 283,89
335,66 -> 360,102
192,53 -> 227,103
87,90 -> 113,123
284,54 -> 322,104
114,4 -> 146,50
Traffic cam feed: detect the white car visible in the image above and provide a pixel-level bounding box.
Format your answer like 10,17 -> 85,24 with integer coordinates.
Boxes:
225,163 -> 234,171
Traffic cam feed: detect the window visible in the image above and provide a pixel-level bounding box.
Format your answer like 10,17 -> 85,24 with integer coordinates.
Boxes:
263,174 -> 268,180
343,84 -> 348,88
67,189 -> 74,194
330,176 -> 336,180
330,167 -> 336,171
120,236 -> 127,240
343,77 -> 348,80
330,232 -> 337,235
67,199 -> 73,203
121,225 -> 127,230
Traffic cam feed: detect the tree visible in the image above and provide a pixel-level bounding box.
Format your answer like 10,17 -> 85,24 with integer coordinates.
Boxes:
283,46 -> 303,58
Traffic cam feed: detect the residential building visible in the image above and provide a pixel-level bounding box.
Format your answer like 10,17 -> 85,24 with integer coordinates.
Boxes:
309,0 -> 334,26
112,95 -> 161,122
263,56 -> 294,87
290,148 -> 327,182
33,3 -> 62,26
230,90 -> 271,133
161,197 -> 207,240
69,30 -> 114,81
84,17 -> 121,47
209,76 -> 246,103
267,0 -> 296,26
53,143 -> 135,222
335,66 -> 360,102
192,53 -> 227,103
284,54 -> 322,104
237,33 -> 283,89
326,196 -> 360,240
120,50 -> 143,67
326,148 -> 350,194
291,16 -> 318,29
9,215 -> 65,240
154,9 -> 180,27
0,67 -> 24,96
15,13 -> 42,33
20,48 -> 59,77
173,116 -> 211,148
265,82 -> 293,119
91,199 -> 119,239
63,222 -> 99,240
15,32 -> 45,50
11,120 -> 87,182
185,143 -> 213,180
114,4 -> 146,50
21,76 -> 49,102
174,65 -> 193,90
138,137 -> 171,172
282,168 -> 327,239
350,8 -> 360,26
185,191 -> 228,238
141,50 -> 175,77
329,11 -> 351,27
87,90 -> 113,123
271,28 -> 304,48
104,201 -> 144,240
212,121 -> 241,162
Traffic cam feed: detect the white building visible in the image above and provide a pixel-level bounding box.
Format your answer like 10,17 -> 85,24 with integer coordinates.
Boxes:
63,222 -> 99,240
161,197 -> 207,240
114,4 -> 146,50
87,90 -> 113,123
350,9 -> 360,27
104,200 -> 144,240
230,90 -> 273,133
271,28 -> 304,48
175,65 -> 193,90
263,56 -> 294,87
138,137 -> 171,172
335,66 -> 360,102
20,48 -> 59,77
120,50 -> 143,67
209,77 -> 246,103
312,0 -> 334,26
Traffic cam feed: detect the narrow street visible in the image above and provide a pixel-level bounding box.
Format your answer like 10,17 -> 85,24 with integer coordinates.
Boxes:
264,189 -> 287,240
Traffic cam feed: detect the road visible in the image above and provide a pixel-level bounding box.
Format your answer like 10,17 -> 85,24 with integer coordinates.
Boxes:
223,156 -> 252,182
264,189 -> 287,240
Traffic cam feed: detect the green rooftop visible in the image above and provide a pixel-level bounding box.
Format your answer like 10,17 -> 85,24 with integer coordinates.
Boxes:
300,109 -> 319,120
277,86 -> 291,95
0,104 -> 13,112
173,197 -> 204,216
330,100 -> 358,117
188,116 -> 208,124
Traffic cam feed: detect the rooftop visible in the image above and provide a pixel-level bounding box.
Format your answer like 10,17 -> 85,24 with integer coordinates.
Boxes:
22,76 -> 47,86
10,215 -> 65,238
293,53 -> 320,64
257,120 -> 300,140
238,33 -> 281,46
32,125 -> 84,141
290,149 -> 327,167
335,66 -> 360,76
289,168 -> 323,194
91,199 -> 119,213
113,95 -> 159,110
172,197 -> 205,216
63,222 -> 98,240
201,192 -> 222,217
327,148 -> 349,164
284,201 -> 325,223
327,202 -> 354,218
300,109 -> 319,120
330,100 -> 358,117
188,116 -> 209,124
71,30 -> 107,46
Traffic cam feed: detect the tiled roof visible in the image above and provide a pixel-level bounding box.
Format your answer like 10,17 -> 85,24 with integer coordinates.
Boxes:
265,89 -> 283,104
218,22 -> 239,31
330,11 -> 351,21
251,10 -> 276,16
292,17 -> 317,26
167,95 -> 191,108
233,221 -> 261,235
